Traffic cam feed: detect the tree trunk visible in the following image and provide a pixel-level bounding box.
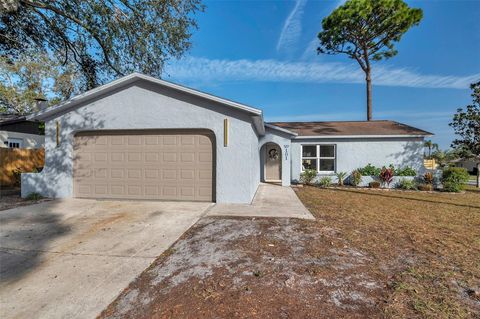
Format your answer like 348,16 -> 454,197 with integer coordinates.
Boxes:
477,162 -> 480,188
366,70 -> 372,121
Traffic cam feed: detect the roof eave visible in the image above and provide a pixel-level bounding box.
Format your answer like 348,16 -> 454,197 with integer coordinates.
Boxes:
253,115 -> 266,136
293,134 -> 433,139
27,72 -> 263,121
264,123 -> 298,136
0,117 -> 27,125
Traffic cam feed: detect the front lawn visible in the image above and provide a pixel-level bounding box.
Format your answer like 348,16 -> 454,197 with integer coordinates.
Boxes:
100,187 -> 480,319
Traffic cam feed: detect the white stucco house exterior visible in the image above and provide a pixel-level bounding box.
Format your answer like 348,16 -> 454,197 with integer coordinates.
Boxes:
0,114 -> 45,149
22,73 -> 432,203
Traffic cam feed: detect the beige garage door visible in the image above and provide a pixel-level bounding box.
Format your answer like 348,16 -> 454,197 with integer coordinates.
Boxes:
73,130 -> 214,201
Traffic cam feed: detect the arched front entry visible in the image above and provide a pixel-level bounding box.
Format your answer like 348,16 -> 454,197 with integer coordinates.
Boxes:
263,142 -> 282,182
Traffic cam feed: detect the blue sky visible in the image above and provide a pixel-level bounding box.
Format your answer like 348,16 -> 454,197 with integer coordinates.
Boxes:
164,0 -> 480,149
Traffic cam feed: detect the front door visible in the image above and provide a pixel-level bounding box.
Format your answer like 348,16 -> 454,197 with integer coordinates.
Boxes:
265,143 -> 281,181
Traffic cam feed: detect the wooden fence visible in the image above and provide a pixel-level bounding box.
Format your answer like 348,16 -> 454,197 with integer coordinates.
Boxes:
424,159 -> 437,170
0,148 -> 45,187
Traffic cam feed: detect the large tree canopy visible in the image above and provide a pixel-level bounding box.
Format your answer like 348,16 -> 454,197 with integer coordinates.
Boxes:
449,81 -> 480,187
317,0 -> 422,120
1,0 -> 204,89
0,52 -> 81,114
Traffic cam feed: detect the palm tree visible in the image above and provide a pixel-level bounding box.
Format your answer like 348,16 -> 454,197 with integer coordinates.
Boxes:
424,140 -> 439,159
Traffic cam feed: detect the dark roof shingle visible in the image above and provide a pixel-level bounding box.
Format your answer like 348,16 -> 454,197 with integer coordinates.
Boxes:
0,113 -> 25,125
267,120 -> 432,137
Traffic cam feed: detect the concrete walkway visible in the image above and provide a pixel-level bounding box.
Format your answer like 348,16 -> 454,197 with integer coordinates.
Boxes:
0,199 -> 211,319
207,184 -> 315,220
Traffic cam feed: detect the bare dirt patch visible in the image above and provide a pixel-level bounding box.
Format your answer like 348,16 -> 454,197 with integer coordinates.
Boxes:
100,187 -> 479,319
0,193 -> 51,211
100,217 -> 386,319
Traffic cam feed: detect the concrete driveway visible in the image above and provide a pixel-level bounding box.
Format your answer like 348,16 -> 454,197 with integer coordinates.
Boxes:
0,199 -> 211,319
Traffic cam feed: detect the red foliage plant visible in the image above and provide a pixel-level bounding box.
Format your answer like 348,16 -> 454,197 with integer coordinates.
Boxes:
379,167 -> 394,187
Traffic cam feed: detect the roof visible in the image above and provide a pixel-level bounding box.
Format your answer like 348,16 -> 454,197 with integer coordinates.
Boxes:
27,72 -> 265,135
267,120 -> 433,138
0,113 -> 27,125
28,73 -> 263,119
264,123 -> 298,136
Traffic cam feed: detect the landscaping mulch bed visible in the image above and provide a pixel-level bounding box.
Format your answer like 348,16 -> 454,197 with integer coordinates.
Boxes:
99,187 -> 480,319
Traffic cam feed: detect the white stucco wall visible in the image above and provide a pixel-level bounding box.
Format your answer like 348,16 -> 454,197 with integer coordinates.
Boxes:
291,137 -> 425,182
0,131 -> 44,149
22,80 -> 260,203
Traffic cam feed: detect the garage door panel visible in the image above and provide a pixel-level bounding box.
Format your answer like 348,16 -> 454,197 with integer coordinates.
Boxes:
127,153 -> 142,162
145,152 -> 159,162
180,152 -> 195,162
181,136 -> 195,145
74,131 -> 214,201
111,185 -> 125,195
110,169 -> 124,179
163,152 -> 177,162
94,168 -> 108,179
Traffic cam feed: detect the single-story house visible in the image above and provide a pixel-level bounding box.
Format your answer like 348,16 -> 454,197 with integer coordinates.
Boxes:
452,158 -> 478,175
0,114 -> 45,149
22,73 -> 432,203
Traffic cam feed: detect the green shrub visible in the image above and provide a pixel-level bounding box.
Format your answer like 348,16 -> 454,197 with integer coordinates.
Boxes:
395,166 -> 417,176
357,163 -> 381,176
350,170 -> 362,186
369,181 -> 380,188
25,192 -> 43,201
300,169 -> 317,185
397,178 -> 417,190
335,172 -> 347,186
442,167 -> 469,192
318,176 -> 332,188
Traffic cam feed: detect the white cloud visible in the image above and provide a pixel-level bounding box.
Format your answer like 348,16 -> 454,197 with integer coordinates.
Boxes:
301,0 -> 346,60
301,37 -> 319,60
276,0 -> 308,53
166,57 -> 479,90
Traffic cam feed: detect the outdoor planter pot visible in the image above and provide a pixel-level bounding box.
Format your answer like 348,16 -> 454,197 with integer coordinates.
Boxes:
358,176 -> 416,189
418,184 -> 433,191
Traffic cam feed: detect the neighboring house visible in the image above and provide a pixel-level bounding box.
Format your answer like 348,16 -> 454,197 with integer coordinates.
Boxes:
0,114 -> 45,149
22,73 -> 432,203
453,158 -> 478,174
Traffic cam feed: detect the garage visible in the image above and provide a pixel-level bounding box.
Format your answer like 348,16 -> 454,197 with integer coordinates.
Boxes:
73,130 -> 215,201
22,73 -> 264,203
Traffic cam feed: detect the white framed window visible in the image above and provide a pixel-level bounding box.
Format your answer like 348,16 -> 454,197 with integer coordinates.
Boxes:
7,138 -> 23,148
301,144 -> 336,173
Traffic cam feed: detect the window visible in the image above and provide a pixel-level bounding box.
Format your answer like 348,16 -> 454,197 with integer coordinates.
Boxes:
301,144 -> 336,173
7,138 -> 23,148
